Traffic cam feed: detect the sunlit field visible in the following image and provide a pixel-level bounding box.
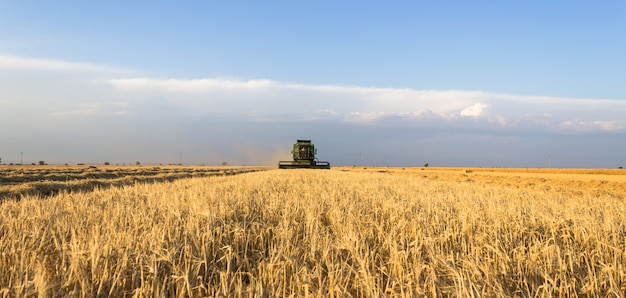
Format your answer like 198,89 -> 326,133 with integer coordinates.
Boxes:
0,165 -> 263,200
1,166 -> 625,296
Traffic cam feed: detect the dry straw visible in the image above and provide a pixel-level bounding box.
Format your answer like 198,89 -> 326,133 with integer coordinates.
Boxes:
1,168 -> 625,296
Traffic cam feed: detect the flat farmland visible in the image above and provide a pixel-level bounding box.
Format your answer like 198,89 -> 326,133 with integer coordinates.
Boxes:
0,165 -> 265,201
340,166 -> 626,199
1,166 -> 625,296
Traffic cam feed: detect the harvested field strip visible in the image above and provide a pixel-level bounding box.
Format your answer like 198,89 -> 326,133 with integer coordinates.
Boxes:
0,166 -> 265,200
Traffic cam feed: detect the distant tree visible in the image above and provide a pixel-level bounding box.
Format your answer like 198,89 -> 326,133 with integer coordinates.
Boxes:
620,166 -> 624,169
221,161 -> 228,166
38,160 -> 45,166
104,161 -> 110,166
424,163 -> 429,167
136,161 -> 141,166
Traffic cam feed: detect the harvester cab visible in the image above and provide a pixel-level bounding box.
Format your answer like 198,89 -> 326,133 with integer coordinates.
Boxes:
278,140 -> 331,169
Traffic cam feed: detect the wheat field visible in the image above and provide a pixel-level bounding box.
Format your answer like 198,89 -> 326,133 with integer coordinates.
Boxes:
1,166 -> 625,297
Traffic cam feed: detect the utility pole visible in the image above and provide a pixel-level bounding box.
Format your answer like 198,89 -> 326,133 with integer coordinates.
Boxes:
180,152 -> 183,166
548,154 -> 552,168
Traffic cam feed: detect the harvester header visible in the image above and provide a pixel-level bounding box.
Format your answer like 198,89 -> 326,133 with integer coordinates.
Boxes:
278,139 -> 331,169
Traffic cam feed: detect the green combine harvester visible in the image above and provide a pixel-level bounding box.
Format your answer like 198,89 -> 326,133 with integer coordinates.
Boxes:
278,139 -> 331,169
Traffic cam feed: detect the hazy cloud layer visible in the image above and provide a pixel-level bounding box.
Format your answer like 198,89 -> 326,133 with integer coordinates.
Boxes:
103,76 -> 626,134
1,54 -> 625,167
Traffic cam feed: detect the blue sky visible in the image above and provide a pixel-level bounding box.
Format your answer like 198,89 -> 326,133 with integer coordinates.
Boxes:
1,1 -> 625,167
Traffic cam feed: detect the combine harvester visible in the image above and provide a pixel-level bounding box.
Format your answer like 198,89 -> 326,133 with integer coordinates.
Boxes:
278,139 -> 331,169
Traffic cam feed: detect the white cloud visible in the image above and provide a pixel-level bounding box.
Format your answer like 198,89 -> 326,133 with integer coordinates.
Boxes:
5,56 -> 626,134
314,109 -> 340,116
49,109 -> 98,117
2,54 -> 626,166
106,77 -> 277,92
104,78 -> 490,115
344,111 -> 390,123
0,55 -> 626,132
0,53 -> 128,73
460,103 -> 490,117
101,77 -> 626,133
558,119 -> 626,132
